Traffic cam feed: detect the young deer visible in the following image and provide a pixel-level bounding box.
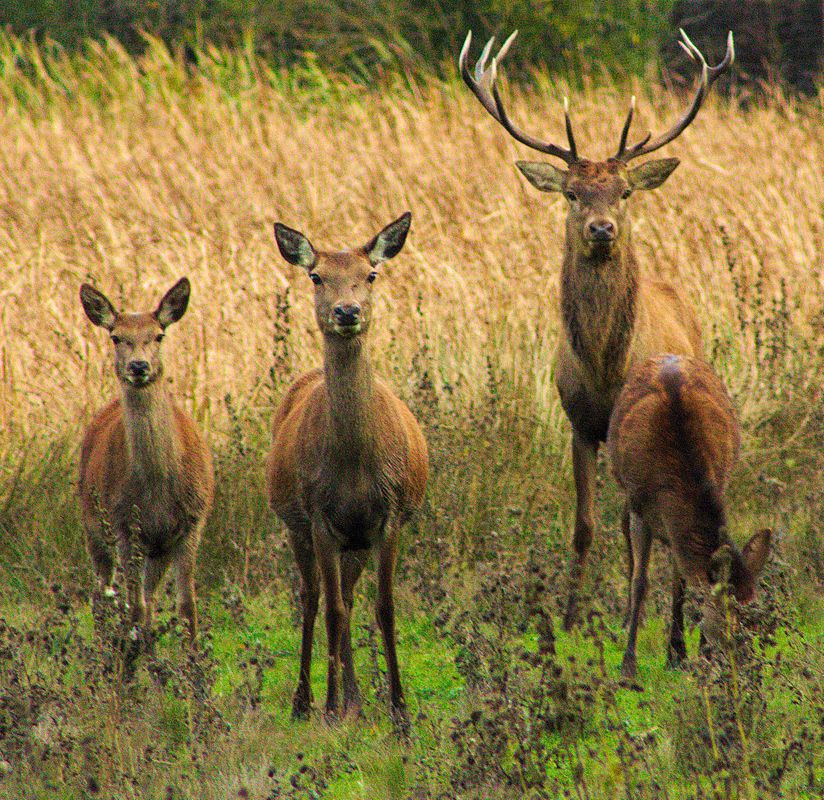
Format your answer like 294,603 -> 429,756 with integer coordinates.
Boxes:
79,278 -> 214,647
460,28 -> 733,628
607,354 -> 770,679
267,212 -> 428,730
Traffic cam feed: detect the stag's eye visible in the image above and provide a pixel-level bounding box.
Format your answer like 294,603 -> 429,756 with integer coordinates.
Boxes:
155,333 -> 165,343
111,335 -> 121,345
621,188 -> 632,200
310,273 -> 322,286
564,189 -> 578,202
367,271 -> 377,284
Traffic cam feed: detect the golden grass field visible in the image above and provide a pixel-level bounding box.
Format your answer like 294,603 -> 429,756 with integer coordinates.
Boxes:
0,38 -> 821,799
0,44 -> 820,447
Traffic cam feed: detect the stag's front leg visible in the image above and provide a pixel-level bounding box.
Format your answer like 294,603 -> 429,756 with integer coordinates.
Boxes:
118,533 -> 147,633
313,519 -> 345,720
564,432 -> 598,630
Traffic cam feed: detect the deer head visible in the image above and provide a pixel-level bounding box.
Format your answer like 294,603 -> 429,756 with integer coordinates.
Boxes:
459,29 -> 734,256
274,213 -> 411,339
80,278 -> 190,388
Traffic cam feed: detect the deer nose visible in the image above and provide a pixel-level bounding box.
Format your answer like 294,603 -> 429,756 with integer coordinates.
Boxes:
588,220 -> 616,241
333,304 -> 361,326
127,360 -> 150,378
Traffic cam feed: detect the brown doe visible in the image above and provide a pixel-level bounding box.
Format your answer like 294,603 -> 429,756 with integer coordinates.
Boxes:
79,278 -> 214,646
607,354 -> 770,679
460,28 -> 733,629
267,213 -> 428,730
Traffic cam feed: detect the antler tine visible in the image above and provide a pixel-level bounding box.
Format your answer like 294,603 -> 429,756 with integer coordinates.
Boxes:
617,30 -> 735,162
459,30 -> 578,164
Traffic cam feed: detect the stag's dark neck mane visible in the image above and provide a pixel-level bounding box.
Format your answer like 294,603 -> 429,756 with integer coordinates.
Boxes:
561,243 -> 638,389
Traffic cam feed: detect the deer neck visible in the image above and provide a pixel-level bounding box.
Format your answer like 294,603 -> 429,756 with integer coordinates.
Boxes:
322,334 -> 377,464
561,239 -> 638,389
121,379 -> 178,483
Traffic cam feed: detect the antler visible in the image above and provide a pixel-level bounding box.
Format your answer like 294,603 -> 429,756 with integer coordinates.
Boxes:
614,29 -> 735,162
459,30 -> 578,165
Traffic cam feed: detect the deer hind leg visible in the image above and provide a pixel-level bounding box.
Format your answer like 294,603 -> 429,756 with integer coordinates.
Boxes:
564,432 -> 598,631
174,537 -> 199,648
340,549 -> 369,716
86,525 -> 116,596
376,526 -> 408,735
118,533 -> 147,632
144,549 -> 175,632
621,502 -> 634,628
621,511 -> 652,681
666,566 -> 688,669
289,528 -> 320,719
313,519 -> 345,720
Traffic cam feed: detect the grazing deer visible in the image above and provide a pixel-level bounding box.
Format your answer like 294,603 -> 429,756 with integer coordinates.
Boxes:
460,28 -> 734,629
607,354 -> 770,679
79,278 -> 213,647
267,212 -> 428,730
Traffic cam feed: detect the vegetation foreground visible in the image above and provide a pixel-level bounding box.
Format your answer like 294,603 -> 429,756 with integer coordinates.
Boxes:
0,37 -> 821,799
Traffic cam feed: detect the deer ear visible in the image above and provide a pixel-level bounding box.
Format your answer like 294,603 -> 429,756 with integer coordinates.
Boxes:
364,212 -> 411,266
80,284 -> 117,331
516,161 -> 567,193
742,528 -> 771,577
155,278 -> 190,328
274,223 -> 316,270
628,158 -> 680,191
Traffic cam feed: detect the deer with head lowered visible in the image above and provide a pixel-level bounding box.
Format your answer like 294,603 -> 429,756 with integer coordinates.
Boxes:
460,28 -> 734,629
267,212 -> 428,731
79,278 -> 213,647
607,354 -> 771,680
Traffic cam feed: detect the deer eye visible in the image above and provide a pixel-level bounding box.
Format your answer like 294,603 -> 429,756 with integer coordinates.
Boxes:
367,271 -> 378,284
564,189 -> 578,202
309,273 -> 322,286
110,335 -> 121,345
155,333 -> 165,343
621,188 -> 632,200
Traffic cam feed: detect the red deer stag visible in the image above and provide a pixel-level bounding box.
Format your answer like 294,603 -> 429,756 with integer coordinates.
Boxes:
267,212 -> 428,731
460,28 -> 733,628
79,278 -> 214,647
607,354 -> 770,679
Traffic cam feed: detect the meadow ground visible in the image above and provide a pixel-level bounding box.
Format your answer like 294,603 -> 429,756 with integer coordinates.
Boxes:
0,37 -> 821,798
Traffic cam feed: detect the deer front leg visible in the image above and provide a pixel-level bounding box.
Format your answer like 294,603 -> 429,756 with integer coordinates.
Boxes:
289,529 -> 320,719
313,519 -> 345,720
621,512 -> 652,681
376,526 -> 409,735
118,533 -> 147,632
563,432 -> 598,630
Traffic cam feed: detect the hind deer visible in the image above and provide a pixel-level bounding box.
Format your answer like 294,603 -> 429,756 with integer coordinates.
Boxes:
267,212 -> 428,731
460,28 -> 733,628
79,278 -> 213,647
607,354 -> 770,679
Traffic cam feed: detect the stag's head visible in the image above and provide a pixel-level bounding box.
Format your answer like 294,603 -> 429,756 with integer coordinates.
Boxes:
80,278 -> 190,388
459,29 -> 733,258
274,213 -> 411,340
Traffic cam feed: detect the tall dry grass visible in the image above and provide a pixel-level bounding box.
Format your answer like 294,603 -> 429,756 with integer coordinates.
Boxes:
0,40 -> 820,450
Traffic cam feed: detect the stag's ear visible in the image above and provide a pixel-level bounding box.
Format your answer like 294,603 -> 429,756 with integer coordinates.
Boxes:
364,212 -> 411,266
80,284 -> 117,331
628,157 -> 680,191
516,161 -> 567,193
274,223 -> 317,270
742,528 -> 771,577
155,278 -> 190,328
